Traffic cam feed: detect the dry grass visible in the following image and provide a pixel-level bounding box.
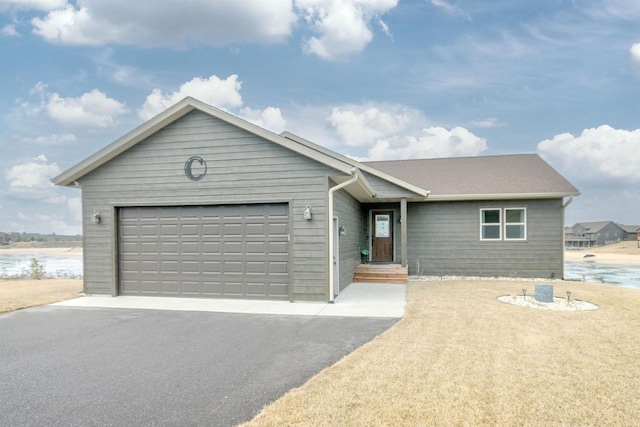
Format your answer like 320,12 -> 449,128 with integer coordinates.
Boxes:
584,241 -> 640,256
243,280 -> 640,426
0,279 -> 83,313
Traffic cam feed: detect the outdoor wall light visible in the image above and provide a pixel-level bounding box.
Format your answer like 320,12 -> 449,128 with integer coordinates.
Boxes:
339,225 -> 347,236
91,211 -> 101,224
304,205 -> 312,220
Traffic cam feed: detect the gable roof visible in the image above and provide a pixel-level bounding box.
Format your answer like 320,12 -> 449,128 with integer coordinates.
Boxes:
52,97 -> 427,200
363,154 -> 579,200
570,221 -> 622,233
280,131 -> 429,199
53,97 -> 577,203
619,224 -> 640,233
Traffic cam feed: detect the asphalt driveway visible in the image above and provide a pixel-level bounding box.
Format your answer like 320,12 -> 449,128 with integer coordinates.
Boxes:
0,305 -> 397,426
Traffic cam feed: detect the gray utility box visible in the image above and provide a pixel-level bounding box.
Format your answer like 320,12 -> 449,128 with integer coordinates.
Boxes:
535,284 -> 554,303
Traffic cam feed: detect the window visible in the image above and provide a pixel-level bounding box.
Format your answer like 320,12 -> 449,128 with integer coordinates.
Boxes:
504,208 -> 526,240
480,208 -> 526,241
481,209 -> 501,240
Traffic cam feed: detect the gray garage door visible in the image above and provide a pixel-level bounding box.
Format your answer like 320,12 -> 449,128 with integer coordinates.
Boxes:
118,204 -> 289,300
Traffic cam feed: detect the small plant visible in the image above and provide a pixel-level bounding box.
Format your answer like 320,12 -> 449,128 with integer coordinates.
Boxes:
361,249 -> 370,264
28,258 -> 46,280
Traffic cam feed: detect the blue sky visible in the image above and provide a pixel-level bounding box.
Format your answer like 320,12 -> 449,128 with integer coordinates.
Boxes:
1,0 -> 639,235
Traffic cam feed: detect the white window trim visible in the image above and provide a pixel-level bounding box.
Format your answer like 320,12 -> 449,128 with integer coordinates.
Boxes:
480,207 -> 527,241
480,208 -> 502,241
504,207 -> 527,241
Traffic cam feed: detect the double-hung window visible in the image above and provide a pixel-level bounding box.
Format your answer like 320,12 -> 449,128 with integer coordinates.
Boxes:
504,208 -> 526,240
480,209 -> 501,240
480,208 -> 526,241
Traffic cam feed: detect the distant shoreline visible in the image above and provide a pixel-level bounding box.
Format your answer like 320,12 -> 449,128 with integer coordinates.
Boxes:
564,251 -> 640,264
0,247 -> 83,257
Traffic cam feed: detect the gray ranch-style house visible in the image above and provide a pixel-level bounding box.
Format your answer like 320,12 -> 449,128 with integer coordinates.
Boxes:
53,97 -> 579,302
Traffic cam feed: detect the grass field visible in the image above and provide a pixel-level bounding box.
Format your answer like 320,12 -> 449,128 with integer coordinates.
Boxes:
0,279 -> 83,313
243,280 -> 640,426
2,274 -> 639,425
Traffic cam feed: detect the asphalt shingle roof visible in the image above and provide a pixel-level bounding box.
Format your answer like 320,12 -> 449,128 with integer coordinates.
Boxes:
363,154 -> 579,198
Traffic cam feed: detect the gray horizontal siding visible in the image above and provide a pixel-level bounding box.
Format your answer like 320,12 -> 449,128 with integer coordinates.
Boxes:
333,188 -> 366,291
79,110 -> 339,301
406,199 -> 564,279
362,172 -> 418,199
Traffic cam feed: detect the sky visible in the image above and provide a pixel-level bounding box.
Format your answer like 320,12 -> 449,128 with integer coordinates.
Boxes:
1,0 -> 639,235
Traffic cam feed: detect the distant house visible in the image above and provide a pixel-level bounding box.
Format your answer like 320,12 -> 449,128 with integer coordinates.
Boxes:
565,221 -> 629,247
620,225 -> 640,242
0,232 -> 14,245
53,97 -> 579,302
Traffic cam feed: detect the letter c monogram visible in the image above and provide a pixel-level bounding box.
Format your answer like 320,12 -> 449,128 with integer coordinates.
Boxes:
184,156 -> 207,181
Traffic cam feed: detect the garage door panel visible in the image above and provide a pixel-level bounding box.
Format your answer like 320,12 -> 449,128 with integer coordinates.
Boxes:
180,224 -> 199,236
180,242 -> 200,254
269,283 -> 288,296
180,282 -> 200,294
202,261 -> 222,273
160,281 -> 179,294
246,283 -> 266,296
161,242 -> 179,254
201,242 -> 221,255
161,261 -> 178,272
268,223 -> 288,236
223,282 -> 243,295
181,261 -> 200,273
269,261 -> 288,274
202,282 -> 221,295
269,242 -> 288,254
201,224 -> 221,236
223,224 -> 243,236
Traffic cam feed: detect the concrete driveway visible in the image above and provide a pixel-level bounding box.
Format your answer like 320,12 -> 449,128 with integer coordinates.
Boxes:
0,305 -> 397,426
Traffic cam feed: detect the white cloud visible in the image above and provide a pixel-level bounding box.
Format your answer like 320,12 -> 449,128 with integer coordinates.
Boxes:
44,89 -> 128,127
22,133 -> 76,144
537,125 -> 640,184
328,105 -> 423,147
138,74 -> 243,120
367,127 -> 487,160
631,43 -> 640,73
324,103 -> 486,160
30,0 -> 296,47
5,154 -> 64,202
24,83 -> 128,127
430,0 -> 471,20
2,24 -> 19,36
470,117 -> 505,128
241,106 -> 287,133
297,0 -> 399,61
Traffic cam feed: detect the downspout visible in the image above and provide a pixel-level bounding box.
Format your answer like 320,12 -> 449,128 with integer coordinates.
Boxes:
327,168 -> 365,303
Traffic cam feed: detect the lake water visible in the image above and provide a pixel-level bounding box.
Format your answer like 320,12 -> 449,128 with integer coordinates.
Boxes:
0,254 -> 83,279
1,254 -> 638,290
564,261 -> 640,291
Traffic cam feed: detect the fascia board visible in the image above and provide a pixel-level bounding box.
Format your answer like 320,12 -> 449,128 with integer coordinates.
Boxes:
426,191 -> 581,201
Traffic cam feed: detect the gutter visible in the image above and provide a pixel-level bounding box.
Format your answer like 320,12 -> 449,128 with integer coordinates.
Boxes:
328,167 -> 375,303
